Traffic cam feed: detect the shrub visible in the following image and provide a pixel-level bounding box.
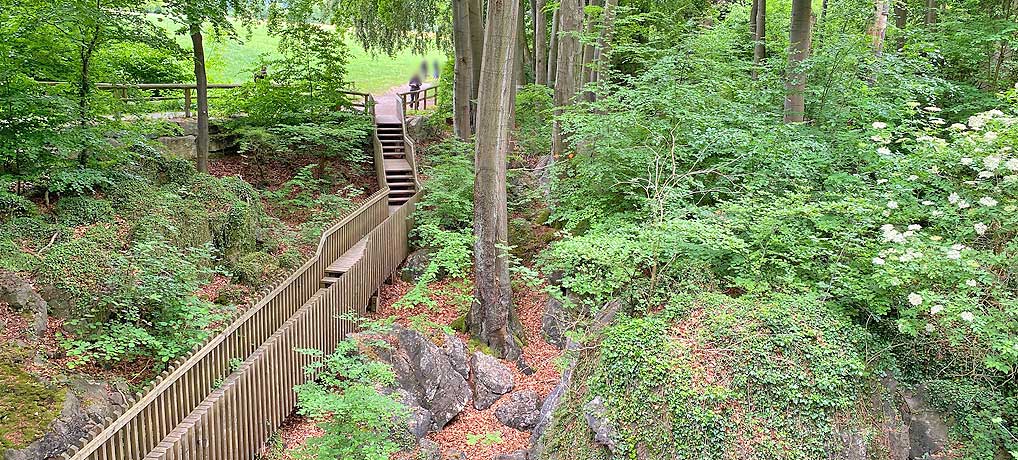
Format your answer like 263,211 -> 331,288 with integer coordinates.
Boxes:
0,191 -> 37,219
55,196 -> 115,226
515,84 -> 554,156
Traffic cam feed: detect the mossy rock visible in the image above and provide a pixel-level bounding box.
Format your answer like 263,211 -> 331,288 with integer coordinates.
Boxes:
55,196 -> 115,227
232,251 -> 279,286
0,364 -> 65,450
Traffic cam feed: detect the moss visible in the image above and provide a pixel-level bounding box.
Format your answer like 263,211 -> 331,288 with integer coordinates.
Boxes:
0,364 -> 65,450
450,314 -> 467,333
54,196 -> 115,226
232,251 -> 279,286
467,338 -> 494,356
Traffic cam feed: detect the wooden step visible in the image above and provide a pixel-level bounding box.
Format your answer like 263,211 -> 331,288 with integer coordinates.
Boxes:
383,159 -> 412,172
320,277 -> 340,288
386,177 -> 414,184
324,239 -> 367,277
389,190 -> 416,197
386,173 -> 413,180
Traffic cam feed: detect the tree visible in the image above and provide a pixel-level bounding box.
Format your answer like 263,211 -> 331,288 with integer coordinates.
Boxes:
552,0 -> 583,154
163,0 -> 259,173
471,0 -> 522,361
925,0 -> 937,26
590,0 -> 618,90
468,0 -> 484,104
752,0 -> 767,79
783,0 -> 811,123
894,0 -> 907,50
452,0 -> 475,140
869,0 -> 890,56
534,0 -> 549,85
547,8 -> 560,87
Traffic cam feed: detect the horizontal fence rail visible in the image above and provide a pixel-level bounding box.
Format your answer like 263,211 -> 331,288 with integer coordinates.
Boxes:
398,84 -> 438,114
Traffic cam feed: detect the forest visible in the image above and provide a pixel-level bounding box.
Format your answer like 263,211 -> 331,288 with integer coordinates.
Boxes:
1,0 -> 1017,459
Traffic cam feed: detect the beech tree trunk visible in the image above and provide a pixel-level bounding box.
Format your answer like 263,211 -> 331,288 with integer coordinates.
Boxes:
750,0 -> 759,44
534,0 -> 548,85
752,0 -> 767,79
468,0 -> 484,103
783,0 -> 811,123
471,0 -> 521,361
452,0 -> 475,140
516,0 -> 532,84
925,0 -> 937,25
580,0 -> 602,100
552,0 -> 583,154
894,0 -> 907,50
870,0 -> 890,56
547,8 -> 560,87
191,23 -> 210,173
591,0 -> 618,90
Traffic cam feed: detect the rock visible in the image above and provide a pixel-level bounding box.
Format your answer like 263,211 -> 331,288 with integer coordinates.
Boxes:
2,390 -> 90,460
440,333 -> 468,379
541,296 -> 568,349
407,404 -> 434,441
396,328 -> 471,430
495,390 -> 542,431
418,438 -> 441,460
470,351 -> 514,410
903,384 -> 950,459
400,248 -> 440,283
156,135 -> 197,159
444,449 -> 468,460
583,396 -> 617,452
496,450 -> 530,460
0,270 -> 48,337
534,154 -> 554,199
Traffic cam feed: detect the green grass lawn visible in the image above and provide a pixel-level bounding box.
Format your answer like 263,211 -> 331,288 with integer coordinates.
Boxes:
150,15 -> 444,94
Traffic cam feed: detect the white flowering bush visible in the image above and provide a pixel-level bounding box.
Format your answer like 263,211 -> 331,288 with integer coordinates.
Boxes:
864,108 -> 1018,376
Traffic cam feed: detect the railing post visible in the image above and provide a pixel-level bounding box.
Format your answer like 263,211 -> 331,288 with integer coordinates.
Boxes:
184,88 -> 192,118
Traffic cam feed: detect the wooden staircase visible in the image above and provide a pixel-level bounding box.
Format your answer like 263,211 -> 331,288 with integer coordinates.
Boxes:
377,122 -> 416,209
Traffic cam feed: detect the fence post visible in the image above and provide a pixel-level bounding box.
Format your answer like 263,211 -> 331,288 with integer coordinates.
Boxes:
184,88 -> 192,118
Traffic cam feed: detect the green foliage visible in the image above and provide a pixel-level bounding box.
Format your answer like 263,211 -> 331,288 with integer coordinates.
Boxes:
515,84 -> 554,156
55,196 -> 115,226
0,191 -> 37,219
233,251 -> 279,286
465,431 -> 503,446
92,42 -> 191,84
294,324 -> 407,460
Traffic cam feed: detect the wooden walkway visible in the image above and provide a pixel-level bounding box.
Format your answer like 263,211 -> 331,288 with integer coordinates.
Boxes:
60,86 -> 428,460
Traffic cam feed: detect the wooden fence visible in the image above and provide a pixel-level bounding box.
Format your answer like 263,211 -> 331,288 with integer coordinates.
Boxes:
397,84 -> 439,114
55,82 -> 423,460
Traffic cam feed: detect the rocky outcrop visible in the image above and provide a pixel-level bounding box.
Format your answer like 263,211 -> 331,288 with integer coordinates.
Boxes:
495,390 -> 542,431
541,296 -> 568,349
496,451 -> 530,460
582,396 -> 617,452
156,135 -> 197,160
470,351 -> 514,410
361,326 -> 471,432
0,270 -> 48,337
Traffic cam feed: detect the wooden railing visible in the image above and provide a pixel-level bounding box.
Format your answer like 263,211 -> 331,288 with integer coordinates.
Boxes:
59,93 -> 411,460
396,89 -> 425,191
397,84 -> 438,115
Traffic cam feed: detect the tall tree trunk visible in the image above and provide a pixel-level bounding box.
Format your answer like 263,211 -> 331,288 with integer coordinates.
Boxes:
471,0 -> 521,361
77,40 -> 97,165
453,0 -> 475,140
516,0 -> 532,84
191,23 -> 210,173
924,0 -> 937,26
581,0 -> 602,100
750,0 -> 759,43
591,0 -> 618,90
783,0 -> 812,123
869,0 -> 890,56
894,0 -> 907,50
468,0 -> 484,104
552,0 -> 583,154
534,0 -> 548,85
752,0 -> 767,79
547,8 -> 560,87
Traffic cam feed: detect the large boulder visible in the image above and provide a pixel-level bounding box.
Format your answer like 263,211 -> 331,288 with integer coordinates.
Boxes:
400,248 -> 440,283
363,326 -> 470,432
495,390 -> 542,431
156,135 -> 197,160
582,396 -> 617,452
0,270 -> 48,337
541,296 -> 568,349
470,351 -> 514,410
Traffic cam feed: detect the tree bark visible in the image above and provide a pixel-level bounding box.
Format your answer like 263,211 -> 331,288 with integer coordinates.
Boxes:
547,7 -> 560,87
581,0 -> 602,100
750,0 -> 759,44
516,0 -> 532,84
869,0 -> 890,56
924,0 -> 937,26
752,0 -> 767,79
534,0 -> 548,85
191,23 -> 210,173
894,0 -> 907,50
453,0 -> 475,140
591,0 -> 618,90
552,0 -> 583,154
471,0 -> 521,361
468,0 -> 485,103
783,0 -> 811,123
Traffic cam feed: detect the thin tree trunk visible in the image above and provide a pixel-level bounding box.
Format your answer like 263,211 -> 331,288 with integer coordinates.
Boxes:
784,0 -> 812,123
468,0 -> 484,103
869,0 -> 890,56
552,0 -> 583,154
77,42 -> 96,165
534,0 -> 548,85
191,23 -> 210,173
591,0 -> 618,90
516,0 -> 532,84
471,0 -> 522,361
581,0 -> 602,99
752,0 -> 767,79
547,7 -> 560,87
894,0 -> 907,50
925,0 -> 937,26
452,0 -> 475,140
